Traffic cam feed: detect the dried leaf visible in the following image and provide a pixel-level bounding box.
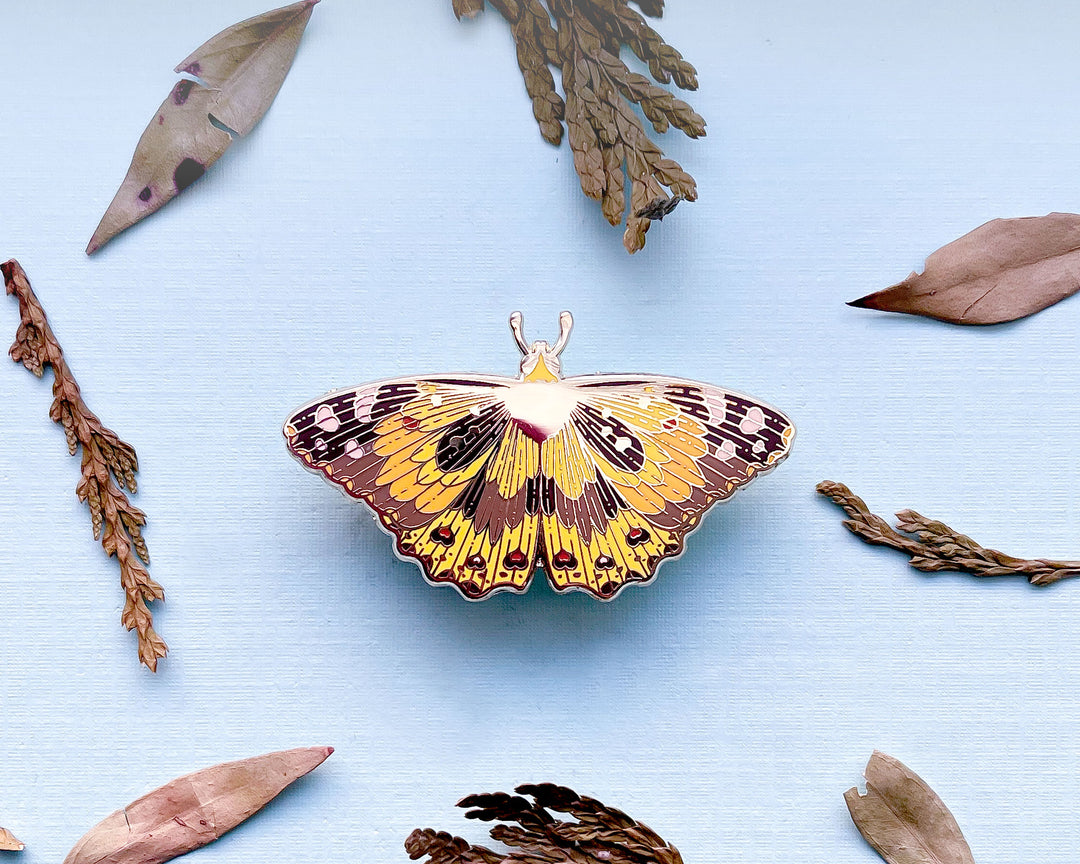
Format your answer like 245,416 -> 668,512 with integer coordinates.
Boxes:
87,0 -> 319,254
63,747 -> 333,864
0,828 -> 23,852
850,213 -> 1080,324
845,751 -> 975,864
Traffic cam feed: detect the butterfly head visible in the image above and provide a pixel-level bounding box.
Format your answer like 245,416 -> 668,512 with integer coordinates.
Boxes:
509,311 -> 573,382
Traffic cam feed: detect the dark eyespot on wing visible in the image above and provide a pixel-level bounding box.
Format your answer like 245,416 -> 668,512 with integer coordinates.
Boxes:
435,404 -> 510,471
573,403 -> 646,472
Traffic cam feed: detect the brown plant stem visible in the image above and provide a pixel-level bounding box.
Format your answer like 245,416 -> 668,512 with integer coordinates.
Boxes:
452,0 -> 703,253
817,480 -> 1080,586
3,259 -> 167,670
407,784 -> 682,864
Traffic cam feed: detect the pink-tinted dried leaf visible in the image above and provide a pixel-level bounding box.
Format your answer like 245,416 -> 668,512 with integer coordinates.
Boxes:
87,0 -> 318,254
844,751 -> 975,864
0,827 -> 23,852
62,747 -> 333,864
850,212 -> 1080,324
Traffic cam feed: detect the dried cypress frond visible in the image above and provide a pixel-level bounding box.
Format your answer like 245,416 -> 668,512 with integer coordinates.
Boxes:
454,0 -> 704,253
407,785 -> 682,864
817,480 -> 1080,586
4,259 -> 167,671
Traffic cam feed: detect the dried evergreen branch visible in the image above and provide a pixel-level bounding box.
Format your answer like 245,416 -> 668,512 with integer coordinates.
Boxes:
407,784 -> 682,864
817,480 -> 1080,586
3,259 -> 167,671
453,0 -> 704,253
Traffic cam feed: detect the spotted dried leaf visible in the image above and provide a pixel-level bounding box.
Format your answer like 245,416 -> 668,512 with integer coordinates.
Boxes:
0,828 -> 23,852
850,213 -> 1080,324
87,0 -> 319,254
846,751 -> 975,864
63,747 -> 333,864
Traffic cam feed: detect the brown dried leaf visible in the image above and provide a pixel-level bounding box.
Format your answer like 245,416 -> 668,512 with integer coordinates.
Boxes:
63,747 -> 333,864
87,0 -> 319,254
850,213 -> 1080,324
845,751 -> 975,864
0,828 -> 23,852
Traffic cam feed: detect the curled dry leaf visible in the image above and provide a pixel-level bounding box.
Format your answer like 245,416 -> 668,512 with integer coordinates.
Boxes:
87,0 -> 319,254
850,213 -> 1080,324
63,747 -> 333,864
0,828 -> 23,852
817,480 -> 1080,586
846,751 -> 975,864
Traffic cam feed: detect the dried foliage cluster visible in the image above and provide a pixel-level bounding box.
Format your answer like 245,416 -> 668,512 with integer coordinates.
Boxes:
817,480 -> 1080,586
3,260 -> 167,671
453,0 -> 704,253
407,784 -> 681,864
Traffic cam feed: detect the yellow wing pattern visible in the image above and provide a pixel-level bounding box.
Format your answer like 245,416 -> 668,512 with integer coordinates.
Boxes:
284,373 -> 794,600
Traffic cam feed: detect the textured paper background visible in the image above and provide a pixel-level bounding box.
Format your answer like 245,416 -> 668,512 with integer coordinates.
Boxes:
2,1 -> 1080,861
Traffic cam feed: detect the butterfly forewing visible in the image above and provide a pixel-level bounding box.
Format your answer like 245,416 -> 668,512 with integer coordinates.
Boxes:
533,375 -> 795,598
284,368 -> 794,601
285,375 -> 548,598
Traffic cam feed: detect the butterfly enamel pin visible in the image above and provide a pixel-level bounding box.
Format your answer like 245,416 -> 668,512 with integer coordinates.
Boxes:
283,312 -> 795,600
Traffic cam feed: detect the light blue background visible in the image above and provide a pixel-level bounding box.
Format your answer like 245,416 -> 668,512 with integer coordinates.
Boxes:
2,1 -> 1079,861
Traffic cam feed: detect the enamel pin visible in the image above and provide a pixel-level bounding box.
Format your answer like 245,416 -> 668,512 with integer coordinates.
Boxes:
283,313 -> 795,600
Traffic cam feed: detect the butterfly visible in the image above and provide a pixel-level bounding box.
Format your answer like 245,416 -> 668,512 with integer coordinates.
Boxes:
283,312 -> 795,600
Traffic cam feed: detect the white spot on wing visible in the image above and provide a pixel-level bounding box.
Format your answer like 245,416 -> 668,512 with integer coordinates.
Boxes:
345,439 -> 365,459
354,392 -> 376,422
315,403 -> 340,432
431,393 -> 443,407
716,439 -> 737,461
740,406 -> 766,434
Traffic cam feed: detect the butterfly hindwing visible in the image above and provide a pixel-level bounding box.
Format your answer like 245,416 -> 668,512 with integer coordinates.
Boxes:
284,365 -> 794,601
535,375 -> 794,598
284,375 -> 544,598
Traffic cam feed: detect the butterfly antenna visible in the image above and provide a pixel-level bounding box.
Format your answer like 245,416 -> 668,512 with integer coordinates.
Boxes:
552,311 -> 573,356
509,311 -> 530,355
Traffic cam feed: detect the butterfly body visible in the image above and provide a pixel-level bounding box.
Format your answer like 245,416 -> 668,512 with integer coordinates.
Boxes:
284,313 -> 795,600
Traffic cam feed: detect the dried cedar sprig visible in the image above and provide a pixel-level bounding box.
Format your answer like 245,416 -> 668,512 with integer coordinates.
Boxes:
453,0 -> 704,253
407,784 -> 682,864
3,259 -> 167,670
817,480 -> 1080,586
